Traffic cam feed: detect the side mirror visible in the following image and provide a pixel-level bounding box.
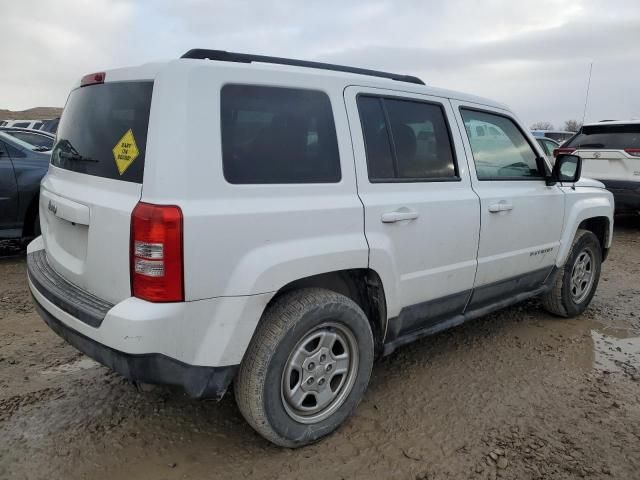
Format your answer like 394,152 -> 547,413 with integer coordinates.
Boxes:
553,154 -> 582,183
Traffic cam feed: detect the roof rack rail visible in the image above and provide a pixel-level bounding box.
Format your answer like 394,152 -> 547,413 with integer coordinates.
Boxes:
180,49 -> 425,86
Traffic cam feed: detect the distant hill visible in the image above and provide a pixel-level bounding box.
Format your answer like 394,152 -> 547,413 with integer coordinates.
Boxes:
0,107 -> 63,120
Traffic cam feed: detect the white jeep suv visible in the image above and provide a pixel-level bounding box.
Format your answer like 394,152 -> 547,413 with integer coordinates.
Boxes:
556,120 -> 640,213
28,49 -> 614,447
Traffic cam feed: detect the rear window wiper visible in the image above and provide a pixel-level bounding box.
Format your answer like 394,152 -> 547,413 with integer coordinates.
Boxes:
58,151 -> 98,162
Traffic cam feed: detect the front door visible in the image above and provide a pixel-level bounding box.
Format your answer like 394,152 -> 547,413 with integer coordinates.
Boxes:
0,140 -> 18,232
451,102 -> 564,309
344,87 -> 480,339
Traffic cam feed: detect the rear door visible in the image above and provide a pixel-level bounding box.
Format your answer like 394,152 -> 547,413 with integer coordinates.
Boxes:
344,86 -> 480,337
40,80 -> 153,304
452,102 -> 564,307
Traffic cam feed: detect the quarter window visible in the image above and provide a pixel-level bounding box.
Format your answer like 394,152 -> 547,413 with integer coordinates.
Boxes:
221,85 -> 341,184
461,109 -> 541,180
357,96 -> 457,181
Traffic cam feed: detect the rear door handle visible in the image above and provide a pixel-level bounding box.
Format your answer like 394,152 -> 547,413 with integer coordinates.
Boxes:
381,209 -> 419,223
488,202 -> 514,213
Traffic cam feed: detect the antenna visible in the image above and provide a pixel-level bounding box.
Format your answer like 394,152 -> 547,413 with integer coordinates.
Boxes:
581,62 -> 593,124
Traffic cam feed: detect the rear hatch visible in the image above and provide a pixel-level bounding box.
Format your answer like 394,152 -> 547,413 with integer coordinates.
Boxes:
565,123 -> 640,181
40,79 -> 153,304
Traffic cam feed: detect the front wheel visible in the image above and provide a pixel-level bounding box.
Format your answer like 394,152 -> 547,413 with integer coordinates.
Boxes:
542,229 -> 602,317
234,288 -> 374,447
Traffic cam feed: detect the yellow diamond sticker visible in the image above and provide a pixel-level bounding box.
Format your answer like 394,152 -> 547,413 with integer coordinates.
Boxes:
112,129 -> 139,175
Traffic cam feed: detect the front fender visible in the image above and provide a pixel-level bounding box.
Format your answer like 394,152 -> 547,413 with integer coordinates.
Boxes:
556,189 -> 614,267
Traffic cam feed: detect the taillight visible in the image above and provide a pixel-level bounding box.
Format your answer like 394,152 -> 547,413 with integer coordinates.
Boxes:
80,71 -> 105,87
130,202 -> 184,302
624,148 -> 640,158
553,147 -> 576,158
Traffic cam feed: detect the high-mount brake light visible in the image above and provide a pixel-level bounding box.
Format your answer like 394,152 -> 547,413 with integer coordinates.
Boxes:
130,202 -> 184,302
80,72 -> 106,87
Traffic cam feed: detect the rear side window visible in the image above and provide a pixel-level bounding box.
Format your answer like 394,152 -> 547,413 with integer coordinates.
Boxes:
51,81 -> 153,183
461,108 -> 541,180
221,85 -> 340,184
565,124 -> 640,149
357,96 -> 457,181
13,122 -> 29,128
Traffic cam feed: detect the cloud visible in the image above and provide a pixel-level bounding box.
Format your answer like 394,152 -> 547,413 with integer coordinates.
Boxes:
0,0 -> 134,110
1,0 -> 639,126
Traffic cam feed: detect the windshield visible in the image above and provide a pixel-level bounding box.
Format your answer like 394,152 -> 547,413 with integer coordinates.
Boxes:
0,131 -> 47,153
565,124 -> 640,150
52,81 -> 153,183
4,131 -> 54,150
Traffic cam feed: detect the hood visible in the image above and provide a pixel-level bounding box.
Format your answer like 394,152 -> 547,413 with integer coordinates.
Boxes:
574,177 -> 605,189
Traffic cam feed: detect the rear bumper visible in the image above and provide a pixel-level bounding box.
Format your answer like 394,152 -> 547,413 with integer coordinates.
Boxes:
27,240 -> 274,398
598,179 -> 640,212
32,295 -> 236,398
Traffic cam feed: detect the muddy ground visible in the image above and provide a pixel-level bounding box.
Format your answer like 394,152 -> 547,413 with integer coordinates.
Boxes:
1,218 -> 639,480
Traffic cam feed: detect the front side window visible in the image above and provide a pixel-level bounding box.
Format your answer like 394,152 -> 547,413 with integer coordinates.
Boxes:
461,109 -> 541,180
221,85 -> 340,184
357,96 -> 457,181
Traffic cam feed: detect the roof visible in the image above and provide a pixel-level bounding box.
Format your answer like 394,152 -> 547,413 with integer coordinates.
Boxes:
86,52 -> 510,112
0,126 -> 55,137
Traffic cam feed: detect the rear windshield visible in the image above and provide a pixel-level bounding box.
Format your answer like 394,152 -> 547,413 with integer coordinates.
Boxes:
51,81 -> 153,183
565,124 -> 640,150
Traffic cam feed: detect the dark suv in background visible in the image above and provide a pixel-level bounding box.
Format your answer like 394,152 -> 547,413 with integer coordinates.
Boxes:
0,131 -> 50,239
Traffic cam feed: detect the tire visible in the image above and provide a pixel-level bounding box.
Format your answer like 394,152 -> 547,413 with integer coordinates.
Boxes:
234,288 -> 374,448
542,229 -> 602,317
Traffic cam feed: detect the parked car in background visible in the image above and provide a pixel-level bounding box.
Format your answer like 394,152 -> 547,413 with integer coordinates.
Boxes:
28,50 -> 613,448
531,129 -> 574,144
2,119 -> 45,130
556,120 -> 640,213
0,127 -> 55,150
536,136 -> 560,159
0,131 -> 50,239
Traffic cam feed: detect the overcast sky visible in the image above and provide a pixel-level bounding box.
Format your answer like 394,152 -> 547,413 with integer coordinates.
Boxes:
2,0 -> 639,128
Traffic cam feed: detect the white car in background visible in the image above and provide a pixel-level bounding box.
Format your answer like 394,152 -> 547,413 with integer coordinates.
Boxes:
556,120 -> 640,213
531,129 -> 575,144
1,119 -> 45,130
535,137 -> 560,159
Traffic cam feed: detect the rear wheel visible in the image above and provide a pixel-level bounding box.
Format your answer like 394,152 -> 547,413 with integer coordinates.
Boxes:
542,229 -> 602,317
234,288 -> 374,447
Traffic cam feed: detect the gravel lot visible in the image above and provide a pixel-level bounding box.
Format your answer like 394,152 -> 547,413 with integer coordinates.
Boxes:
1,217 -> 639,480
